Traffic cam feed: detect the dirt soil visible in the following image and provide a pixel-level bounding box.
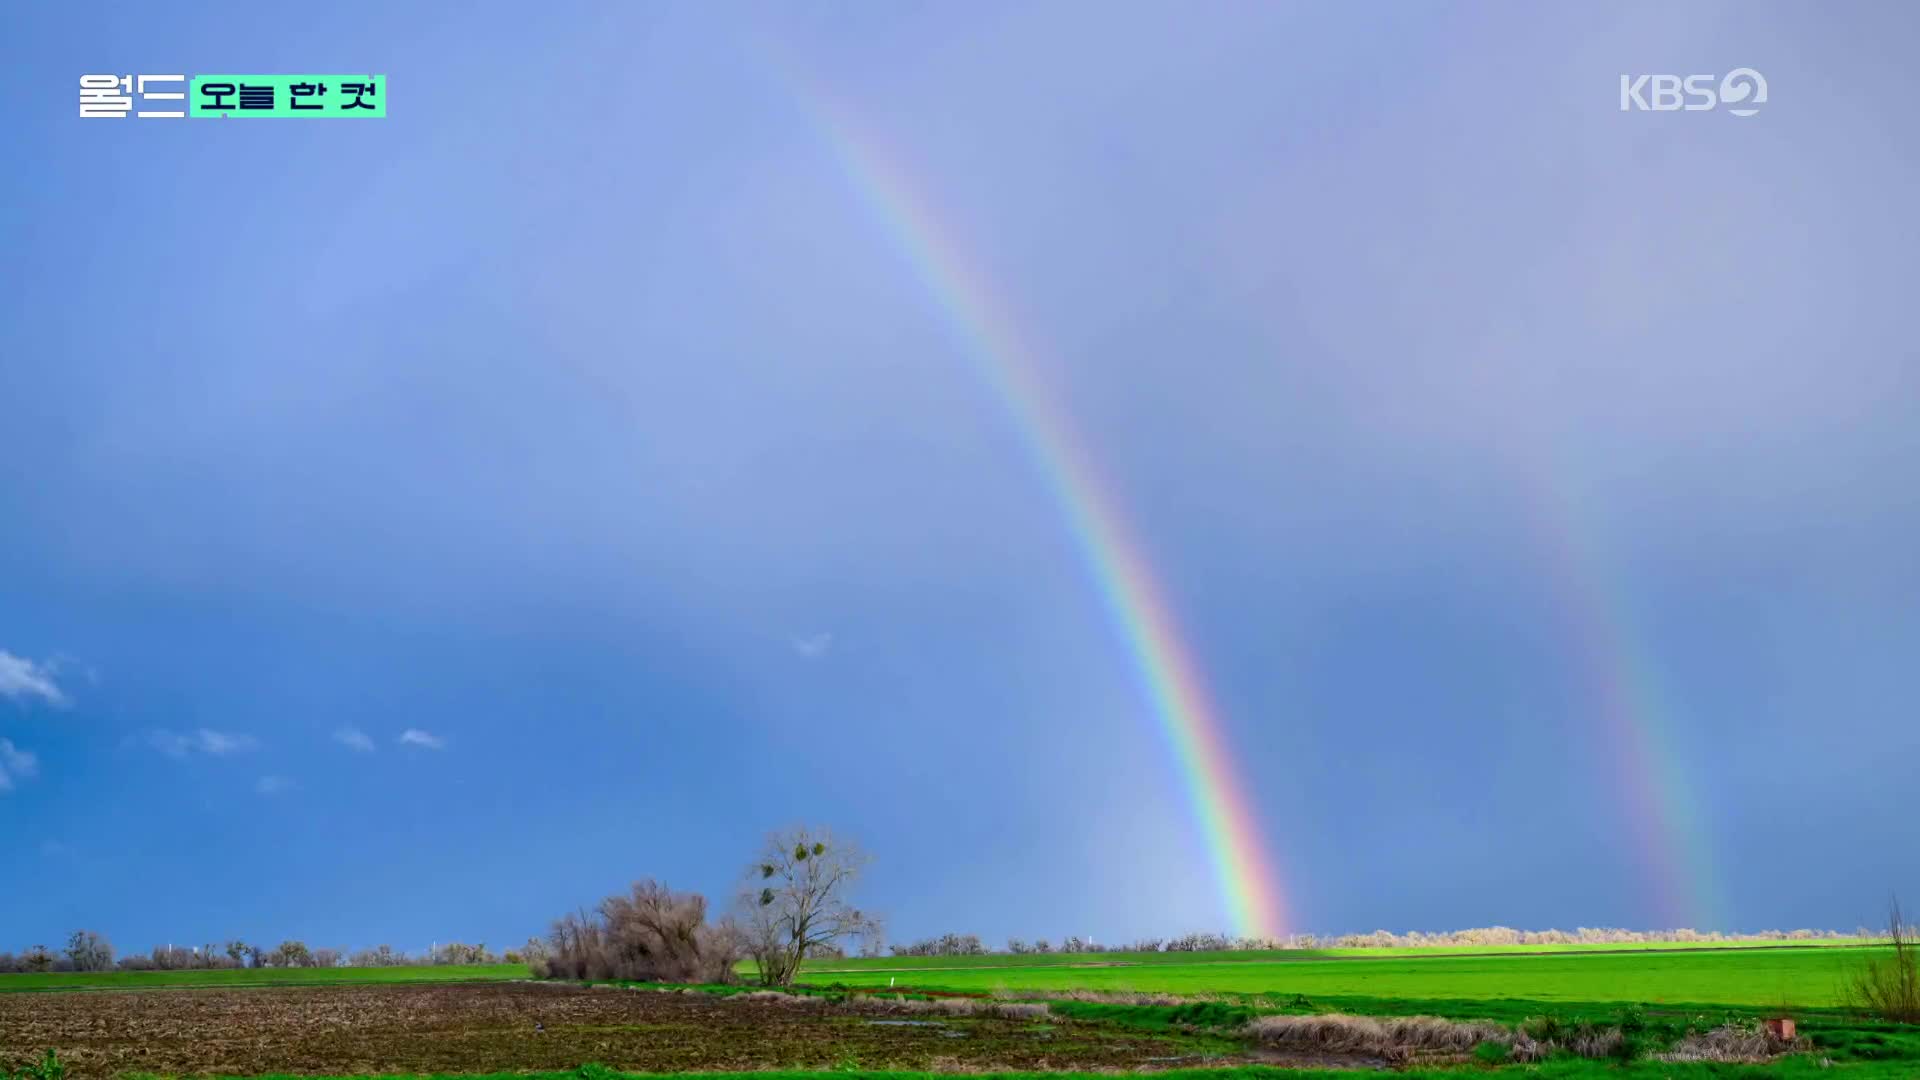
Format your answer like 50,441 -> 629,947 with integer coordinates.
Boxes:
0,981 -> 1335,1078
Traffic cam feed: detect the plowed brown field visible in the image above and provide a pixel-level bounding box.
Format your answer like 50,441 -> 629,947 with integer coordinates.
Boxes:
0,982 -> 1233,1078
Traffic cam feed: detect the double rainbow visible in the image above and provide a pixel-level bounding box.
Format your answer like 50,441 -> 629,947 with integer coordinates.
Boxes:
770,53 -> 1727,938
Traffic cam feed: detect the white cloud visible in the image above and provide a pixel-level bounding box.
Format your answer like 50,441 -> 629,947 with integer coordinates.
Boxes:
143,728 -> 258,759
397,728 -> 446,750
197,730 -> 254,755
332,727 -> 376,753
791,632 -> 834,660
0,738 -> 39,792
0,651 -> 66,707
254,775 -> 294,796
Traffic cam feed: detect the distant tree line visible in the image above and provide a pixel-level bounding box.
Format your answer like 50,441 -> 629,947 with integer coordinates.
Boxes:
892,933 -> 987,956
4,907 -> 1877,980
877,926 -> 1876,958
0,932 -> 509,974
1318,926 -> 1865,949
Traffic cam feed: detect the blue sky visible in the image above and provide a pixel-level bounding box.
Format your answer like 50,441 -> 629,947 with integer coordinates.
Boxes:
3,2 -> 1917,955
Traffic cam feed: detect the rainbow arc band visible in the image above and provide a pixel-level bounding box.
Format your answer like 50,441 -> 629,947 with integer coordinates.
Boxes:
788,81 -> 1288,938
189,75 -> 385,117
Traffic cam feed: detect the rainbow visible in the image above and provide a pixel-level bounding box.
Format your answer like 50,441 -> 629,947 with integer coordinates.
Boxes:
1522,456 -> 1724,930
777,71 -> 1289,939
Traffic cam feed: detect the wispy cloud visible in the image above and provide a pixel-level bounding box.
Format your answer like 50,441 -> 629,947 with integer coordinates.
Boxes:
142,728 -> 258,759
0,738 -> 39,792
254,775 -> 294,796
397,728 -> 446,750
332,727 -> 376,753
791,632 -> 834,660
0,651 -> 66,707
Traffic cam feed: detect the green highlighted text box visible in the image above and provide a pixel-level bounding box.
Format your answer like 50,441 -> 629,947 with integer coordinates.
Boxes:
190,75 -> 385,118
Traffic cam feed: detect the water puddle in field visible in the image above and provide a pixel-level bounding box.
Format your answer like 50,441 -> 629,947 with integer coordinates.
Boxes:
863,1020 -> 967,1037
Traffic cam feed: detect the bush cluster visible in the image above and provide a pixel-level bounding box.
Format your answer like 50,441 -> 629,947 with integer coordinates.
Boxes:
533,879 -> 742,984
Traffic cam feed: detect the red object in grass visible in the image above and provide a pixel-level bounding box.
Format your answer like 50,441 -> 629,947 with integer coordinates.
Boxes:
1765,1017 -> 1796,1040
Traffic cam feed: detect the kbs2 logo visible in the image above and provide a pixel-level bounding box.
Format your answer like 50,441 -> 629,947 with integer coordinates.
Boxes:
1619,68 -> 1767,117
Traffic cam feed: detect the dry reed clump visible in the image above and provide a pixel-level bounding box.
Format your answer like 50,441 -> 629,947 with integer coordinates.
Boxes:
1244,1013 -> 1510,1062
1507,1034 -> 1548,1063
1562,1027 -> 1625,1059
733,990 -> 825,1005
935,998 -> 1050,1020
719,991 -> 1050,1022
1658,1023 -> 1808,1062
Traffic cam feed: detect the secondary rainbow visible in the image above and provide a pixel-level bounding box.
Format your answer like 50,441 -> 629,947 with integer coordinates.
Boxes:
779,72 -> 1289,939
1518,450 -> 1724,931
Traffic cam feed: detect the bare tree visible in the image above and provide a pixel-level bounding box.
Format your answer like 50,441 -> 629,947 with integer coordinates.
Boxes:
511,936 -> 549,969
737,825 -> 876,986
857,919 -> 887,959
64,930 -> 113,972
350,944 -> 400,967
150,945 -> 194,970
271,940 -> 313,968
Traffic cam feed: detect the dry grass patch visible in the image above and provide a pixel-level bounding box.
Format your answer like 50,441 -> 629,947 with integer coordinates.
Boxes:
1245,1013 -> 1509,1062
1658,1023 -> 1808,1062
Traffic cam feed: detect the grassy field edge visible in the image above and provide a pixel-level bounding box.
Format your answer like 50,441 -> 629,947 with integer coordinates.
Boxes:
0,964 -> 528,993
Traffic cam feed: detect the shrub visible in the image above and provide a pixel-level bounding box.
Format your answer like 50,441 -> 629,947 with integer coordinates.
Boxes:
1521,1013 -> 1565,1042
1843,897 -> 1920,1024
535,879 -> 742,984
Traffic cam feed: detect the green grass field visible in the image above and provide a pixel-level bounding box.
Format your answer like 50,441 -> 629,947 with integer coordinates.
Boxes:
793,944 -> 1885,1009
0,944 -> 1882,1011
806,939 -> 1871,967
0,962 -> 527,993
6,943 -> 1867,1007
